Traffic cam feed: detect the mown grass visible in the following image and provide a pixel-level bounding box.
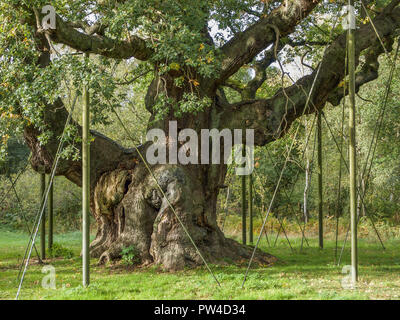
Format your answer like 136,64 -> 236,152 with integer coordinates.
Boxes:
0,227 -> 399,300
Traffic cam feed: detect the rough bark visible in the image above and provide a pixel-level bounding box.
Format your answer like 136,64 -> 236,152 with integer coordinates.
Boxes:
19,0 -> 400,270
90,162 -> 275,269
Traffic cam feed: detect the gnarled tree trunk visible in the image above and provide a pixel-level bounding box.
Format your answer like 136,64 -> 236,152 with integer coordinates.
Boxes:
20,0 -> 400,270
90,163 -> 274,270
24,72 -> 276,271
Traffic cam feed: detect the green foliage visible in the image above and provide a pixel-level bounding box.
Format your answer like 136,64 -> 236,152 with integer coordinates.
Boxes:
176,93 -> 211,117
219,39 -> 400,225
0,136 -> 29,176
48,242 -> 74,259
0,167 -> 82,232
121,245 -> 141,266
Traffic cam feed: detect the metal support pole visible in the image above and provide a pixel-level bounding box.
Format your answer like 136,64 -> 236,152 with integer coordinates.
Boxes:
40,172 -> 46,260
241,174 -> 247,245
48,177 -> 54,251
317,111 -> 323,249
82,54 -> 91,287
348,0 -> 358,284
241,135 -> 247,245
249,174 -> 253,245
221,186 -> 231,232
242,129 -> 247,244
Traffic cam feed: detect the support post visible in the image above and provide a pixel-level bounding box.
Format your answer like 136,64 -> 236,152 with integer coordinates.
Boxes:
348,0 -> 358,284
221,186 -> 230,232
249,174 -> 253,245
317,110 -> 323,249
241,138 -> 246,245
241,174 -> 246,245
48,177 -> 54,251
82,54 -> 91,287
40,172 -> 46,260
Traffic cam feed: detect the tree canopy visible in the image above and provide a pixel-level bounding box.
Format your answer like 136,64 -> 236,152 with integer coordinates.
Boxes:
1,0 -> 399,158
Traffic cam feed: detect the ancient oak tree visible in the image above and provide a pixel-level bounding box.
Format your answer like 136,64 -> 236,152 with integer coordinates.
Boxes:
1,0 -> 400,270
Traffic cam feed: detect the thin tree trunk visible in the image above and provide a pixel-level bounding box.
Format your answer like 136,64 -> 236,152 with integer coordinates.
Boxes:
357,173 -> 362,218
48,177 -> 53,251
249,174 -> 253,244
242,174 -> 247,245
304,157 -> 310,224
40,172 -> 46,260
361,176 -> 366,217
303,118 -> 310,224
317,111 -> 323,249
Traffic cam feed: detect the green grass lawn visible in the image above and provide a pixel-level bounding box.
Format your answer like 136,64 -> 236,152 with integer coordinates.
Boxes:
1,228 -> 399,300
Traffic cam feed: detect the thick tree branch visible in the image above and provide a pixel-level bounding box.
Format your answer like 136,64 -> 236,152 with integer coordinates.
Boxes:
67,20 -> 108,36
218,4 -> 400,146
22,36 -> 142,188
24,96 -> 141,188
287,39 -> 329,47
244,44 -> 283,99
328,36 -> 394,106
35,12 -> 152,60
217,0 -> 320,84
222,37 -> 285,99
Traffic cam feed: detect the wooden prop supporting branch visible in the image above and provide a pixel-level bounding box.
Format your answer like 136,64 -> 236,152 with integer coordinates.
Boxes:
82,53 -> 91,287
249,174 -> 254,245
241,137 -> 247,245
40,172 -> 46,260
348,0 -> 358,284
317,110 -> 323,249
48,177 -> 54,251
241,174 -> 247,245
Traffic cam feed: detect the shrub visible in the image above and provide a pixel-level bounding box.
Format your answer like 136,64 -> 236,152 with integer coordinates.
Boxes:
121,245 -> 141,266
48,242 -> 74,259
